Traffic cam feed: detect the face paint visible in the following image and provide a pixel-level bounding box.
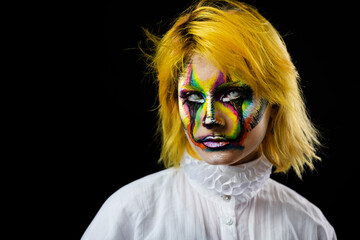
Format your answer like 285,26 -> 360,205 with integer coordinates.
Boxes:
179,63 -> 268,152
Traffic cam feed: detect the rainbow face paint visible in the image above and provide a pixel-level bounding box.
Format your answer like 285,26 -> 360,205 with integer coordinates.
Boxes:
178,63 -> 268,152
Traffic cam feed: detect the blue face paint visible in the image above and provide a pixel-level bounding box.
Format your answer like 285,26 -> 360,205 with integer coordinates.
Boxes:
179,63 -> 268,151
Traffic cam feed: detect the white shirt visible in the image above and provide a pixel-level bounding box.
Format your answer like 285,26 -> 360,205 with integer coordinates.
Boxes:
82,152 -> 336,240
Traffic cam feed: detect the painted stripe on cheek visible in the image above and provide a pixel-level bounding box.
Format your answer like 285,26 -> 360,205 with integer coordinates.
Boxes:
216,102 -> 241,138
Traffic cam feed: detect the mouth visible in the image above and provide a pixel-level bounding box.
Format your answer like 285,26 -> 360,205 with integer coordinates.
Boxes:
200,136 -> 231,149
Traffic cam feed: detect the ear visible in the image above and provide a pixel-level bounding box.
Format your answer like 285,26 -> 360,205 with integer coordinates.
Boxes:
270,104 -> 279,119
267,104 -> 279,135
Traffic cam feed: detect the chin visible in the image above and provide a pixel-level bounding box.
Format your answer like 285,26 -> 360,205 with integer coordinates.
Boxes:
191,140 -> 262,166
195,147 -> 249,165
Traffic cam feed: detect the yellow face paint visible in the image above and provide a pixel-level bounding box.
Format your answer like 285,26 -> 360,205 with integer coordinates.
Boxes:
178,63 -> 268,151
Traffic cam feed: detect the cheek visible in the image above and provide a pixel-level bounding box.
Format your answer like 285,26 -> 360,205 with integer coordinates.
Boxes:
178,100 -> 204,136
178,100 -> 190,128
192,104 -> 204,133
244,98 -> 268,130
242,99 -> 254,119
216,102 -> 241,136
242,105 -> 270,145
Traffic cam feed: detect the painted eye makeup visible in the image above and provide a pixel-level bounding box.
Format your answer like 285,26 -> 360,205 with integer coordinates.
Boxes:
180,90 -> 205,104
222,89 -> 242,103
219,85 -> 253,103
187,92 -> 205,103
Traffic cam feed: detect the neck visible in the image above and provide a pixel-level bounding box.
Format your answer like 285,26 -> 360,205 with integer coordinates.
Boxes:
230,145 -> 262,166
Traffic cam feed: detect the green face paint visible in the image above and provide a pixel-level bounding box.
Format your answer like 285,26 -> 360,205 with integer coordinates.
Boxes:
179,63 -> 268,151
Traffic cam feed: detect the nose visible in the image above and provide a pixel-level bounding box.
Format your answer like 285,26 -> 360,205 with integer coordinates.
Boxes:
202,99 -> 223,129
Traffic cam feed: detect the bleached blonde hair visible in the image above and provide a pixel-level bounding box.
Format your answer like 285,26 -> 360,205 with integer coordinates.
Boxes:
144,0 -> 321,178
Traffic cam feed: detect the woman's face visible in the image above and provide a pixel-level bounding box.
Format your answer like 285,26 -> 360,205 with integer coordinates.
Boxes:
178,55 -> 272,165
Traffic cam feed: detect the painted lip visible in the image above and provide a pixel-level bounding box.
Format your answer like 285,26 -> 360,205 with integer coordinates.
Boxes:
200,136 -> 231,149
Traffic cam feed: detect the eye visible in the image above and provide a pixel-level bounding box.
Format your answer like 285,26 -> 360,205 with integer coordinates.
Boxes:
186,92 -> 205,104
222,90 -> 241,103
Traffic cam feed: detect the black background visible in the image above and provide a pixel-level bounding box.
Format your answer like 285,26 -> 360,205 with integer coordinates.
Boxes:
50,0 -> 358,238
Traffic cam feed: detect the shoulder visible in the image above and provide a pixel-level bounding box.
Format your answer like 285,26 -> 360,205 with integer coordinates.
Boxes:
101,167 -> 182,216
82,168 -> 183,240
113,167 -> 180,201
264,179 -> 324,216
260,179 -> 336,239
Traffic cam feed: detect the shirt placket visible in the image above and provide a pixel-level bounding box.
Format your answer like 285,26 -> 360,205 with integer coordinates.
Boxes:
219,194 -> 237,239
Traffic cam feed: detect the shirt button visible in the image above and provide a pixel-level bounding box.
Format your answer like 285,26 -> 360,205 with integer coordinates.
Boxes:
225,217 -> 233,225
223,195 -> 231,201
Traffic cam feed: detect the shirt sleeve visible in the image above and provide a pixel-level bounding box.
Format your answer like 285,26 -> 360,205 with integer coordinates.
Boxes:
81,186 -> 144,240
316,216 -> 337,240
264,180 -> 337,240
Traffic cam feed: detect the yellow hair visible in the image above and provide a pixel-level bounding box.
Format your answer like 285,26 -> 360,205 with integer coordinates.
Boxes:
144,0 -> 321,178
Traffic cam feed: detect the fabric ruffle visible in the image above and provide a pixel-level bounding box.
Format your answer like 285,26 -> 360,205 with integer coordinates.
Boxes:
181,152 -> 273,203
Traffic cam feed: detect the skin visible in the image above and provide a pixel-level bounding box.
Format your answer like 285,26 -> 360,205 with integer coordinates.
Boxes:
178,55 -> 274,165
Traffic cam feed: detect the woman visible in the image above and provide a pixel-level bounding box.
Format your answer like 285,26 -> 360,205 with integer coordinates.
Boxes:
82,0 -> 336,239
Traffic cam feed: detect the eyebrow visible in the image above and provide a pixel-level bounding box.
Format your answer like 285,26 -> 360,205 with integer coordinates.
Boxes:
180,81 -> 249,94
213,81 -> 248,93
179,84 -> 202,92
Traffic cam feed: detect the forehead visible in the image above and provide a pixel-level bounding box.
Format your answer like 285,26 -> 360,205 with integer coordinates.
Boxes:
187,55 -> 220,82
180,55 -> 227,90
181,63 -> 225,89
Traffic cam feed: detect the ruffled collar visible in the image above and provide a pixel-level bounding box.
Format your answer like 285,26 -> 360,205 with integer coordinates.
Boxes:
181,151 -> 273,203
